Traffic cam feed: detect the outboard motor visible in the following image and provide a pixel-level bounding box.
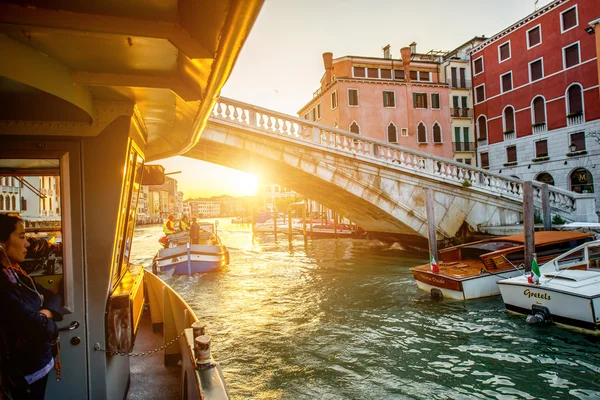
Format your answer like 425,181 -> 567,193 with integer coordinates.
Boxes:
526,305 -> 552,325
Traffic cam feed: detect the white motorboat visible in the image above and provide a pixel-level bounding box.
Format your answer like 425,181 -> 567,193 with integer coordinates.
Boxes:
498,240 -> 600,332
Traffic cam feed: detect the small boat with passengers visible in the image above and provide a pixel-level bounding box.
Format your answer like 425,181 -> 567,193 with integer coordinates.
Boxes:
153,222 -> 229,276
498,240 -> 600,332
411,231 -> 595,300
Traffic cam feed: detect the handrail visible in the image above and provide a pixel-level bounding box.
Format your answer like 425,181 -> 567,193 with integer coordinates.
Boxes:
210,97 -> 596,222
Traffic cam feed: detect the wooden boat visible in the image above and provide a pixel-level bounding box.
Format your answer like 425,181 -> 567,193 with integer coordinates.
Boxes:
305,223 -> 365,238
411,232 -> 595,300
0,1 -> 262,399
498,240 -> 600,332
153,223 -> 230,275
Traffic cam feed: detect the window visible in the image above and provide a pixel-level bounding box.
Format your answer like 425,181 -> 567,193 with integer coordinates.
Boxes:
527,25 -> 542,48
570,132 -> 585,152
535,140 -> 548,157
367,68 -> 379,78
536,172 -> 554,185
475,85 -> 485,103
381,69 -> 392,79
417,122 -> 427,143
563,42 -> 580,69
401,128 -> 408,137
477,115 -> 487,139
433,123 -> 442,143
567,84 -> 583,116
410,71 -> 418,80
394,70 -> 405,80
480,152 -> 489,168
331,91 -> 338,110
353,66 -> 365,77
316,103 -> 322,120
561,6 -> 578,33
498,42 -> 511,62
570,168 -> 593,194
349,121 -> 360,134
413,93 -> 427,108
506,146 -> 517,163
500,72 -> 512,92
465,159 -> 472,165
348,89 -> 359,106
503,106 -> 515,133
387,123 -> 398,143
529,59 -> 543,82
419,71 -> 430,81
532,97 -> 546,125
431,93 -> 440,109
383,91 -> 395,107
462,127 -> 470,150
473,56 -> 484,75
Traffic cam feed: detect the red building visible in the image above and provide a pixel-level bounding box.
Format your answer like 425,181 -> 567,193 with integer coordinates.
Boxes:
472,0 -> 600,211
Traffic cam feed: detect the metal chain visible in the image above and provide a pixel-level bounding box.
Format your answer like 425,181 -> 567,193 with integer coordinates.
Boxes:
94,330 -> 186,357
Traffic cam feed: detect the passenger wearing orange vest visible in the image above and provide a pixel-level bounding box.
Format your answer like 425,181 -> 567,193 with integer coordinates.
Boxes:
162,215 -> 176,235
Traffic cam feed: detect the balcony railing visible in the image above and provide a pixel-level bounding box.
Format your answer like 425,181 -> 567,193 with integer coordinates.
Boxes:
450,108 -> 473,118
503,131 -> 516,141
447,79 -> 472,89
532,123 -> 546,134
567,113 -> 584,126
452,142 -> 476,152
477,137 -> 488,146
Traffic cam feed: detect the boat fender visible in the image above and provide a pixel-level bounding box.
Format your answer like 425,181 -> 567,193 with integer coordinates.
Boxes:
526,305 -> 552,325
430,288 -> 443,300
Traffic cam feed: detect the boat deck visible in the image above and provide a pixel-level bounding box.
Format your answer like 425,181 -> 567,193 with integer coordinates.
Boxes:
127,312 -> 180,400
411,258 -> 514,280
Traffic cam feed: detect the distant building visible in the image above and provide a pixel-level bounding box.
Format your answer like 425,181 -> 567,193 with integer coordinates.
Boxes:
0,176 -> 20,213
471,0 -> 600,211
146,176 -> 179,216
259,184 -> 296,212
440,36 -> 487,165
298,43 -> 453,158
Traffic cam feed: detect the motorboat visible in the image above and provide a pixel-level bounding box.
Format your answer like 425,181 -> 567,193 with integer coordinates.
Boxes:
253,212 -> 303,234
153,222 -> 230,276
411,231 -> 595,300
305,223 -> 365,238
498,240 -> 600,332
0,1 -> 262,399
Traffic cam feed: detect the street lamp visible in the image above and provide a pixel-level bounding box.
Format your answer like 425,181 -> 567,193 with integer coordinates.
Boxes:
569,143 -> 577,153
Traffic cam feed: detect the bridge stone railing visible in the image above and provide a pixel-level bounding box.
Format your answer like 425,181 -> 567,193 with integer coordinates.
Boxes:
211,97 -> 596,223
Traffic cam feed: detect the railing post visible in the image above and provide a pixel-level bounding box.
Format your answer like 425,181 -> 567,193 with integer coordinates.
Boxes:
541,183 -> 551,231
426,189 -> 438,261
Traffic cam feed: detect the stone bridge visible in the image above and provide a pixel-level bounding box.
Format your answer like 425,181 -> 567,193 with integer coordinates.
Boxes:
184,97 -> 597,244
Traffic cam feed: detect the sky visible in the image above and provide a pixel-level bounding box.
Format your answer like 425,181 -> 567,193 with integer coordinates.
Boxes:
162,0 -> 554,200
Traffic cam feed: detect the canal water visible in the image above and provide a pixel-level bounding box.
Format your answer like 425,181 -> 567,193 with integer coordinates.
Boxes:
131,220 -> 600,400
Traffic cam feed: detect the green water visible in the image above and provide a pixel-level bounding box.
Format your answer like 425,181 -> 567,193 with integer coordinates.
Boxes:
132,223 -> 600,400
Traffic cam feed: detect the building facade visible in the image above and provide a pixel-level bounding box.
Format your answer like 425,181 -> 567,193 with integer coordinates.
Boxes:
298,44 -> 453,158
472,0 -> 600,211
440,37 -> 487,165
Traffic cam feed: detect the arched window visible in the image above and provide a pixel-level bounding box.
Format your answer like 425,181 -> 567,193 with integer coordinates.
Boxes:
570,168 -> 594,193
417,122 -> 427,143
477,115 -> 487,140
503,106 -> 515,133
11,196 -> 16,211
432,123 -> 442,143
567,84 -> 583,117
5,196 -> 10,211
349,121 -> 360,134
0,195 -> 3,211
532,96 -> 546,125
535,172 -> 555,186
387,122 -> 397,143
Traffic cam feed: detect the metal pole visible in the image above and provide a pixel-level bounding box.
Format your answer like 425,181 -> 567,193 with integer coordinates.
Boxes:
524,181 -> 535,272
541,183 -> 551,231
309,201 -> 313,238
187,242 -> 192,277
426,189 -> 438,260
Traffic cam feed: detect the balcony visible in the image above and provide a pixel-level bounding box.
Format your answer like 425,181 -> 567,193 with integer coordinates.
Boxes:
452,142 -> 476,152
567,112 -> 584,126
447,79 -> 472,89
503,130 -> 516,141
532,122 -> 546,134
477,137 -> 488,146
450,108 -> 473,118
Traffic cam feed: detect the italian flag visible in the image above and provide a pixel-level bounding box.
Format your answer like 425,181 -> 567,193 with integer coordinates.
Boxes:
430,253 -> 439,273
527,257 -> 540,284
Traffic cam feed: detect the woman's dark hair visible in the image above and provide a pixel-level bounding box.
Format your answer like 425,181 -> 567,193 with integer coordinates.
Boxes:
0,214 -> 22,242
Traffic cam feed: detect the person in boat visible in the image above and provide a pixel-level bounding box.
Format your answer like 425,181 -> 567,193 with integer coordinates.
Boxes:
162,215 -> 176,236
190,218 -> 200,245
179,215 -> 190,233
0,213 -> 63,399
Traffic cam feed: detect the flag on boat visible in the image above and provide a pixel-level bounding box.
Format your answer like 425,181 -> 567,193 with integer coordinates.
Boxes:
527,257 -> 540,284
430,253 -> 439,273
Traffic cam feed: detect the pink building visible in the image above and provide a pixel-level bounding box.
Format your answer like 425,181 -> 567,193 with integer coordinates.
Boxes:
298,44 -> 453,158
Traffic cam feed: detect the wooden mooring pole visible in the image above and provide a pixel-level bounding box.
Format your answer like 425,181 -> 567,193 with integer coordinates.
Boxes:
302,199 -> 307,236
524,181 -> 535,272
426,189 -> 438,260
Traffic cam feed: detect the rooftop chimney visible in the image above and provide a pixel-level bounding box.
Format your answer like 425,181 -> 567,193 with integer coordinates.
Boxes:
322,52 -> 333,85
400,46 -> 411,81
410,42 -> 417,54
382,44 -> 391,59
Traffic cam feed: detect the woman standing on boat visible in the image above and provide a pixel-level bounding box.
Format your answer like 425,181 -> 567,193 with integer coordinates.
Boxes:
0,214 -> 63,399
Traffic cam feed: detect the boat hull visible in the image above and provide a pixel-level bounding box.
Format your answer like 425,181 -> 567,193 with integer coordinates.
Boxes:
153,244 -> 229,275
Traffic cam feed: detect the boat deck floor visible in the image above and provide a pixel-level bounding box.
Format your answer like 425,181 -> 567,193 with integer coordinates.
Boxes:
412,259 -> 514,279
127,312 -> 180,400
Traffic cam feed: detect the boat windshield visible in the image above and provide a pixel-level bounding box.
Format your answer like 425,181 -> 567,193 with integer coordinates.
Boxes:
460,240 -> 519,259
